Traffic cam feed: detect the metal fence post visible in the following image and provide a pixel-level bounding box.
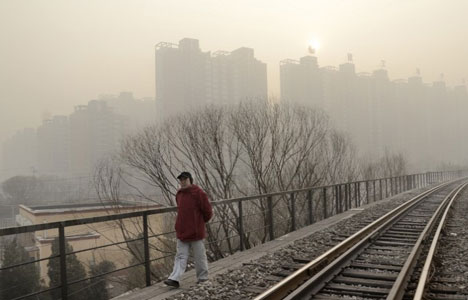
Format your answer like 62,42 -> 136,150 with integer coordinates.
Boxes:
373,180 -> 376,202
390,178 -> 394,196
355,182 -> 359,207
385,179 -> 389,198
322,187 -> 327,219
238,200 -> 244,251
348,184 -> 352,208
379,179 -> 383,200
343,185 -> 348,211
307,190 -> 314,225
143,213 -> 151,286
267,196 -> 274,241
338,185 -> 342,213
334,185 -> 340,213
59,225 -> 68,300
365,181 -> 369,204
290,193 -> 296,232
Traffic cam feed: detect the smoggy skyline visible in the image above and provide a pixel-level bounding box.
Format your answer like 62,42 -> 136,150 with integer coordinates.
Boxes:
1,0 -> 467,158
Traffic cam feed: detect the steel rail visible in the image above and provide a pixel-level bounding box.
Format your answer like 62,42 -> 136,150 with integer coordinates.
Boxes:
386,181 -> 467,300
412,182 -> 468,299
254,180 -> 454,300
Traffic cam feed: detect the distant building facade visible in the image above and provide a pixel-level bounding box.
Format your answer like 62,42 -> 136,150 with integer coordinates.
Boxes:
37,116 -> 70,176
69,100 -> 126,176
99,92 -> 156,132
16,202 -> 164,286
1,93 -> 155,179
2,128 -> 37,178
155,38 -> 267,119
279,55 -> 468,166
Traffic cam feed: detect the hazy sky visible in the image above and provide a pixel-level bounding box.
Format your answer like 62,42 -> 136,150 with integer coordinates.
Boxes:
1,0 -> 467,152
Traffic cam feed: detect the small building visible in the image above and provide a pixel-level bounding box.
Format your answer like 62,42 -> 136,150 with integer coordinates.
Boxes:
16,201 -> 165,285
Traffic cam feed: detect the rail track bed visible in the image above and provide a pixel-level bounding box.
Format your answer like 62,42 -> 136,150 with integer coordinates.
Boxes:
163,181 -> 468,300
256,180 -> 467,300
420,186 -> 468,299
164,185 -> 435,300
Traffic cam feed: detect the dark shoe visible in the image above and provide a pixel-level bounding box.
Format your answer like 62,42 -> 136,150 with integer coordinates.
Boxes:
164,279 -> 179,288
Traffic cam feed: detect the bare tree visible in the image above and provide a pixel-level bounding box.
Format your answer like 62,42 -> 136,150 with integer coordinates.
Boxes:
93,100 -> 361,281
360,149 -> 408,179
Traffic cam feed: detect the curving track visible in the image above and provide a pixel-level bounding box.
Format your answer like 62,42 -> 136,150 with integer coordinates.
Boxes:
255,180 -> 468,300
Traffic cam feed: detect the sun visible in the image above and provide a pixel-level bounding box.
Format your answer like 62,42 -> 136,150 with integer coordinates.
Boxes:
308,39 -> 321,54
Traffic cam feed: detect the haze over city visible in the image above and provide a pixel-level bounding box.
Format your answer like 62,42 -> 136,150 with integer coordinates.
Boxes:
3,2 -> 468,299
1,0 -> 468,179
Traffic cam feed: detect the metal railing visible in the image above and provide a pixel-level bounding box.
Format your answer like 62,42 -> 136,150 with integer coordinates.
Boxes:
0,170 -> 464,300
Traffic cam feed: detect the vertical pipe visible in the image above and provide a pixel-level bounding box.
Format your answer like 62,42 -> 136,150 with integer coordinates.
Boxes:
143,213 -> 151,286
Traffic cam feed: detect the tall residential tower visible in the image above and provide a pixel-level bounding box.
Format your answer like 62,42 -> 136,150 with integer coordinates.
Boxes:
155,38 -> 267,119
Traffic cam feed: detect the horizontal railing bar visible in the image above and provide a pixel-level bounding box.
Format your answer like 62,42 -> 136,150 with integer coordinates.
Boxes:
11,285 -> 60,300
0,207 -> 177,236
70,231 -> 177,256
69,236 -> 144,255
0,254 -> 60,271
67,261 -> 145,287
0,172 -> 456,237
10,254 -> 176,300
66,253 -> 175,288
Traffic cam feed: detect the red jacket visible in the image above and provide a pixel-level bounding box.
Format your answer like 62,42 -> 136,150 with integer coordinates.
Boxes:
174,184 -> 213,241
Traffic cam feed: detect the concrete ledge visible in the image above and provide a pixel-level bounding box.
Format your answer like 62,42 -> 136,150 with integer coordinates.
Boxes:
113,187 -> 423,300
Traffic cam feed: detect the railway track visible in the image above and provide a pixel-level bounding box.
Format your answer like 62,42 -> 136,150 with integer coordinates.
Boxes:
254,180 -> 468,300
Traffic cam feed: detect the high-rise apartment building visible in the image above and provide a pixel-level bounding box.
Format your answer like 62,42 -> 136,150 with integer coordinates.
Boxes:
2,128 -> 37,178
99,92 -> 156,131
1,92 -> 153,180
155,38 -> 267,119
230,47 -> 268,103
37,116 -> 70,176
280,56 -> 321,107
69,100 -> 126,176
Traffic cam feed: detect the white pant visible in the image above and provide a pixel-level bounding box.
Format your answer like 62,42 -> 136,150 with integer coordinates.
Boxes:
168,239 -> 209,282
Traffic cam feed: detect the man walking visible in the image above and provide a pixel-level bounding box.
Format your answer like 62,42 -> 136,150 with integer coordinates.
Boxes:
164,172 -> 213,288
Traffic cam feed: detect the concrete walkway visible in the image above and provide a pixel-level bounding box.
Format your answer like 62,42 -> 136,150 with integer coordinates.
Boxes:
113,188 -> 418,300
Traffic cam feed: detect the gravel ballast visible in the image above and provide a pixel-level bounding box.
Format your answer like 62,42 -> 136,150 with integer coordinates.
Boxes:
167,188 -> 426,300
